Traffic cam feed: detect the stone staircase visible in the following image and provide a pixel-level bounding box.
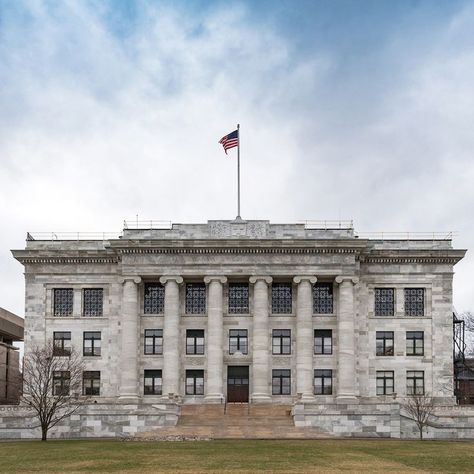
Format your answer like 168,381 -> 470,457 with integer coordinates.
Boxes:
135,404 -> 329,440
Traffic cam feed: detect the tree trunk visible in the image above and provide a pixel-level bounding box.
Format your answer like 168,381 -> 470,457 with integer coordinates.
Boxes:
419,426 -> 423,440
41,425 -> 48,441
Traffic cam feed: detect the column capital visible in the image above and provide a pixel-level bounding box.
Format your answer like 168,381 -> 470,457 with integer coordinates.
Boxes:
204,275 -> 228,285
335,275 -> 359,285
293,275 -> 317,284
159,275 -> 184,285
249,275 -> 273,284
119,276 -> 142,285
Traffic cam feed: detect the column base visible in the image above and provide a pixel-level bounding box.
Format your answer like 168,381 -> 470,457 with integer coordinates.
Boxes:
204,394 -> 225,403
336,394 -> 359,404
251,393 -> 272,403
118,394 -> 140,404
298,393 -> 316,402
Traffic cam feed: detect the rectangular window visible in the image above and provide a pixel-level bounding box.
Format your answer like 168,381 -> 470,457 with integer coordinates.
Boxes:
272,329 -> 291,355
83,288 -> 103,317
271,283 -> 292,314
53,288 -> 73,317
186,329 -> 205,355
272,369 -> 291,395
185,283 -> 206,314
314,369 -> 333,395
314,330 -> 332,355
313,283 -> 333,314
406,331 -> 424,356
376,331 -> 394,356
53,331 -> 71,356
83,371 -> 100,396
229,329 -> 248,354
83,331 -> 101,356
407,370 -> 425,395
144,369 -> 162,396
404,288 -> 425,317
53,371 -> 70,396
374,288 -> 394,316
144,329 -> 163,355
186,370 -> 204,395
228,283 -> 249,314
144,283 -> 165,314
376,371 -> 394,395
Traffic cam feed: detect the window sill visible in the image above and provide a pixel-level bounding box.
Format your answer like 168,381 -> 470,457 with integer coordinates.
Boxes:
313,314 -> 335,317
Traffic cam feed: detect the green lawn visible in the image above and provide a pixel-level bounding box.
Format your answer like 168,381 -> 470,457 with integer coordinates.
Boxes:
0,439 -> 473,473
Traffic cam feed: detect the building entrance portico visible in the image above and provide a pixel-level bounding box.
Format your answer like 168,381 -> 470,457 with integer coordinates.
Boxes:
227,366 -> 249,403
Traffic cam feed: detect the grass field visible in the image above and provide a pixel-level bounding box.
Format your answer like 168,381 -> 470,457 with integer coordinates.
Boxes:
0,439 -> 473,473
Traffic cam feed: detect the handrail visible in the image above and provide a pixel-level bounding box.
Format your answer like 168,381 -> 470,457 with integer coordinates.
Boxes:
356,231 -> 457,240
123,219 -> 172,230
300,220 -> 354,229
26,232 -> 121,241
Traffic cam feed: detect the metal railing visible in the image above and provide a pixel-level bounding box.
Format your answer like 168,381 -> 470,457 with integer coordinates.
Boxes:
123,219 -> 172,230
355,231 -> 457,240
26,232 -> 120,241
301,220 -> 354,229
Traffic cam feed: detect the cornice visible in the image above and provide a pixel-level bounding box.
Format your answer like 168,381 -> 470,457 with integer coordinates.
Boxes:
362,256 -> 461,264
14,256 -> 120,264
117,247 -> 358,255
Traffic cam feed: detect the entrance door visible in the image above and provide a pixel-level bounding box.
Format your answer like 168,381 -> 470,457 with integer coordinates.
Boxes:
227,366 -> 249,402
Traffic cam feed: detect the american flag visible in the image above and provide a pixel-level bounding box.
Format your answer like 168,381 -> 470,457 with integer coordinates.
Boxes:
218,129 -> 239,154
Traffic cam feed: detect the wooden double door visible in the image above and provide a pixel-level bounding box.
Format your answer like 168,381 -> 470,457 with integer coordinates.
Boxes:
227,366 -> 249,403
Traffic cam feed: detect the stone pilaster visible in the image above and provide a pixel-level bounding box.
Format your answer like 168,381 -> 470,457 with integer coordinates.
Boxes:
294,275 -> 317,400
335,275 -> 359,402
160,275 -> 183,398
118,276 -> 141,402
249,275 -> 273,402
204,276 -> 227,402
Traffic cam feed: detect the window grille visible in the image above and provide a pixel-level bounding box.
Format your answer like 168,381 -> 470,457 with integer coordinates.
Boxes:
374,288 -> 394,316
376,371 -> 394,395
186,329 -> 205,355
53,331 -> 71,356
404,288 -> 425,316
185,283 -> 206,314
144,329 -> 163,355
272,283 -> 292,314
144,283 -> 165,314
53,288 -> 73,317
406,331 -> 424,356
53,371 -> 70,396
228,283 -> 249,314
314,330 -> 332,355
314,369 -> 333,395
407,370 -> 425,395
272,329 -> 291,355
144,370 -> 162,396
83,331 -> 101,356
186,370 -> 204,395
376,331 -> 394,356
313,283 -> 333,314
229,329 -> 248,354
272,369 -> 291,395
83,288 -> 103,317
83,371 -> 100,396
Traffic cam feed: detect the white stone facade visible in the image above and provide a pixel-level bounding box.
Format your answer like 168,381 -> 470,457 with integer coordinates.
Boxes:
6,219 -> 468,438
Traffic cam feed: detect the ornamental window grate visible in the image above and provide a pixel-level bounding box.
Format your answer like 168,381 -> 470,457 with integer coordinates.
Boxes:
404,288 -> 424,316
228,283 -> 249,314
185,283 -> 206,314
83,288 -> 103,317
144,283 -> 165,314
53,288 -> 73,317
313,283 -> 333,314
374,288 -> 394,316
272,283 -> 292,314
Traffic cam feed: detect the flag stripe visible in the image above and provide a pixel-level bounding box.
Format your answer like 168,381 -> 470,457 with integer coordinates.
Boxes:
219,129 -> 239,154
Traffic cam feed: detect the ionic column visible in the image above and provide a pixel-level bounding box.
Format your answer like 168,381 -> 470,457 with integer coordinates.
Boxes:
335,275 -> 359,402
160,275 -> 183,397
204,276 -> 227,402
294,275 -> 317,400
119,276 -> 141,402
250,276 -> 272,402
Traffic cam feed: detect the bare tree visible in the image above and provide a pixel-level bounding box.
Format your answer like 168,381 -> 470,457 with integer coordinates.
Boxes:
401,392 -> 435,440
461,311 -> 474,356
22,340 -> 85,441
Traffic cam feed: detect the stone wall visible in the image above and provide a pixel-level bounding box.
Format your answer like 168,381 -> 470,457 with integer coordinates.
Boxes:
0,402 -> 179,440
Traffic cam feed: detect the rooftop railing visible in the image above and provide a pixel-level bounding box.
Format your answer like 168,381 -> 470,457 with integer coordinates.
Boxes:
301,220 -> 354,229
123,219 -> 172,229
355,231 -> 457,240
26,232 -> 121,241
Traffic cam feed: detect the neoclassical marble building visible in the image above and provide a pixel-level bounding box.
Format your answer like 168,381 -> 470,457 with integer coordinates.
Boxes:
8,219 -> 470,438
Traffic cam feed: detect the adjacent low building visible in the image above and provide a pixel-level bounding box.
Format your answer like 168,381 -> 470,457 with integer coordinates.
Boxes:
0,308 -> 23,404
4,219 -> 472,439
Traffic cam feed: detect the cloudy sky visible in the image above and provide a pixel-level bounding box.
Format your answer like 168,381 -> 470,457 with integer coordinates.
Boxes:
0,0 -> 473,318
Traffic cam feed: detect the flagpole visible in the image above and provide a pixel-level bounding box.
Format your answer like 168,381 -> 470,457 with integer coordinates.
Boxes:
237,123 -> 241,219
